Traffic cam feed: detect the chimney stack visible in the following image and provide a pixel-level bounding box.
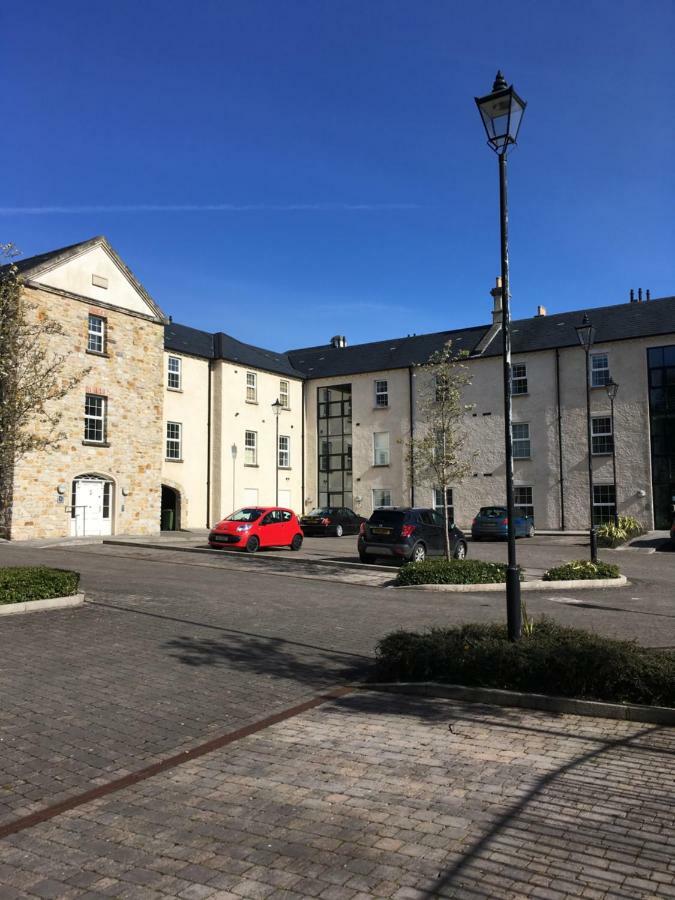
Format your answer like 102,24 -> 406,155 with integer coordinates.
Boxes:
630,289 -> 635,302
490,276 -> 503,325
536,305 -> 547,317
638,288 -> 643,302
646,289 -> 651,301
330,335 -> 347,349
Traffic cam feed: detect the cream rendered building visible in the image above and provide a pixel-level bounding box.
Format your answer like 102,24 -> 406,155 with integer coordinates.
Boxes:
3,236 -> 674,539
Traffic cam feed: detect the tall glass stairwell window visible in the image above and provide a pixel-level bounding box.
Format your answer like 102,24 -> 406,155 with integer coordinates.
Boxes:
648,345 -> 675,528
317,384 -> 352,509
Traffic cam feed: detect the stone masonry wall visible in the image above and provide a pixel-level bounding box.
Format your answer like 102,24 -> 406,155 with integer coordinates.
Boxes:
10,286 -> 165,539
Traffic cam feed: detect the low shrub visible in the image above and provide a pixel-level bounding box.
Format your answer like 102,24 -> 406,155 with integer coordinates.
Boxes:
374,621 -> 675,706
597,516 -> 646,548
0,567 -> 80,604
543,560 -> 620,581
396,558 -> 519,586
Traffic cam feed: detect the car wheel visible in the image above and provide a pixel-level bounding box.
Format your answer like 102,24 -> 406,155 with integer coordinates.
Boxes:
290,534 -> 303,551
245,535 -> 259,553
453,542 -> 467,560
411,542 -> 426,563
527,524 -> 535,538
335,524 -> 343,537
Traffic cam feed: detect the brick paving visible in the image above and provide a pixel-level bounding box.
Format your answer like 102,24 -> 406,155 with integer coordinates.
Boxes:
0,692 -> 673,899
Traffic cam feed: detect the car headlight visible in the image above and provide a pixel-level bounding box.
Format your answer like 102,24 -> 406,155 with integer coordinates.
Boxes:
235,524 -> 253,533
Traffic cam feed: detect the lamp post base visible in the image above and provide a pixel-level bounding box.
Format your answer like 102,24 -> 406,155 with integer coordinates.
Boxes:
589,527 -> 598,564
506,566 -> 522,642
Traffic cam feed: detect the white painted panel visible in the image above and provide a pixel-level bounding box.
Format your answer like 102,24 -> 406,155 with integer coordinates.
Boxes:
278,490 -> 291,510
243,488 -> 258,507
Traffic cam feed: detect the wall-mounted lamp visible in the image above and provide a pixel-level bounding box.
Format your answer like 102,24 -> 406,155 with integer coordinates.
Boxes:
121,486 -> 130,496
56,484 -> 66,495
637,489 -> 646,498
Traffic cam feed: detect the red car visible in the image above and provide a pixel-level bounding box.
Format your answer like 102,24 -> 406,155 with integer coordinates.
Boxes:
208,507 -> 304,553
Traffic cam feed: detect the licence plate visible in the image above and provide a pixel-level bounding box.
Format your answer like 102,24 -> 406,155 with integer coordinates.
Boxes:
371,527 -> 391,535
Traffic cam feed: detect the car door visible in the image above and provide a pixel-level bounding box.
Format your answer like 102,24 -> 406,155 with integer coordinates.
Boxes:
345,509 -> 359,534
258,510 -> 282,546
420,510 -> 443,555
278,509 -> 295,543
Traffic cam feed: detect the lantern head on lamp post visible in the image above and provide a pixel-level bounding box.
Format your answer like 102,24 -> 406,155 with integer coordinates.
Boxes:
475,71 -> 527,156
475,71 -> 527,643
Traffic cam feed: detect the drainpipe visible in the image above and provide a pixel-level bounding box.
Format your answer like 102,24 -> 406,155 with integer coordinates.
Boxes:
301,379 -> 305,515
206,359 -> 213,527
408,366 -> 415,506
555,348 -> 565,530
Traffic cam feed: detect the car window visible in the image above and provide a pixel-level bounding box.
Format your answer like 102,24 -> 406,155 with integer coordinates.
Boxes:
418,511 -> 434,526
227,508 -> 263,522
480,507 -> 506,518
261,512 -> 276,525
368,510 -> 405,526
280,510 -> 292,522
431,510 -> 446,527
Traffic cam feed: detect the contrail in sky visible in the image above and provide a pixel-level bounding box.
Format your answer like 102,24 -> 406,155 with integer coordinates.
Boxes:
0,202 -> 420,214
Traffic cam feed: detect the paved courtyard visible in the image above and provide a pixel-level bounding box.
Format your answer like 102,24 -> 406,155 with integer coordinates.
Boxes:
0,540 -> 673,898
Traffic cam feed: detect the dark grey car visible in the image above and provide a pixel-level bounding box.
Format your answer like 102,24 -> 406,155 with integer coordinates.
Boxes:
357,507 -> 467,564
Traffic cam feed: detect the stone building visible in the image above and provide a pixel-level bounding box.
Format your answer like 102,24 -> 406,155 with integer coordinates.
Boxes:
3,236 -> 674,539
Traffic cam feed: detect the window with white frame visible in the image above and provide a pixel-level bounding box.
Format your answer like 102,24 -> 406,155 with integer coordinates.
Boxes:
167,356 -> 182,390
246,372 -> 257,402
87,314 -> 106,354
373,432 -> 390,466
244,430 -> 257,465
512,363 -> 528,395
591,416 -> 613,455
433,488 -> 454,522
514,486 -> 534,521
593,484 -> 616,525
513,423 -> 531,459
373,488 -> 392,508
84,394 -> 106,443
278,435 -> 290,468
279,380 -> 289,408
166,422 -> 182,460
591,353 -> 610,387
375,379 -> 388,407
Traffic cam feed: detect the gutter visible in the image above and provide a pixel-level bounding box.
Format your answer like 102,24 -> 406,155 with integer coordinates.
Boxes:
408,366 -> 415,506
555,347 -> 565,530
206,358 -> 213,527
301,380 -> 306,516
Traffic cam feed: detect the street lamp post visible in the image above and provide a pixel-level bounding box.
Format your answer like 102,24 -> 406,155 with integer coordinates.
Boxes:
231,443 -> 237,510
272,399 -> 282,505
475,71 -> 527,642
576,314 -> 598,562
606,378 -> 619,526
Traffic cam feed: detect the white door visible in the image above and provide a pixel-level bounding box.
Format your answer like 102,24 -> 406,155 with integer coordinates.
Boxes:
278,489 -> 291,510
243,488 -> 258,507
70,479 -> 112,536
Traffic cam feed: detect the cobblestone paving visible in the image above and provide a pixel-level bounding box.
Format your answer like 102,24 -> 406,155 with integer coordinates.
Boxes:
0,692 -> 673,899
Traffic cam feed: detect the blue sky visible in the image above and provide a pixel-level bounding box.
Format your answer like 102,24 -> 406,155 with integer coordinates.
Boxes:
4,0 -> 674,350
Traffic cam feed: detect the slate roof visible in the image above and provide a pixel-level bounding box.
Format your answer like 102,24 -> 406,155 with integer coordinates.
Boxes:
164,323 -> 299,377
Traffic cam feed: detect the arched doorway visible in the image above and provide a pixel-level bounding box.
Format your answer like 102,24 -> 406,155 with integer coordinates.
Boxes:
161,485 -> 181,531
70,474 -> 114,537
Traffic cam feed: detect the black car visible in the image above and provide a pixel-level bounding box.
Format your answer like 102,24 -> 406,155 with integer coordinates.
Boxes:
300,506 -> 366,537
357,507 -> 467,563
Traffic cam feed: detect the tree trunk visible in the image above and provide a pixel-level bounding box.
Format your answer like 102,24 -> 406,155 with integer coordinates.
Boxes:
442,487 -> 451,561
0,461 -> 14,540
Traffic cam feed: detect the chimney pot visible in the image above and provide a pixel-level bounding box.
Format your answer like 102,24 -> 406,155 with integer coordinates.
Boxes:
536,305 -> 547,317
638,288 -> 643,302
490,276 -> 503,325
646,289 -> 651,301
330,335 -> 347,348
630,289 -> 635,302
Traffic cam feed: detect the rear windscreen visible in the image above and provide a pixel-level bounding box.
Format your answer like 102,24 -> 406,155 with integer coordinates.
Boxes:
480,507 -> 506,518
368,511 -> 405,525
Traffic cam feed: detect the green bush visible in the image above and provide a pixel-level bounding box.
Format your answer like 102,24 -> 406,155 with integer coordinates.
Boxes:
0,567 -> 80,604
396,559 -> 520,586
374,621 -> 675,706
597,516 -> 646,548
543,560 -> 620,581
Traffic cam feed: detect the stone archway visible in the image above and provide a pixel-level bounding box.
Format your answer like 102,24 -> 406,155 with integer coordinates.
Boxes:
161,484 -> 181,531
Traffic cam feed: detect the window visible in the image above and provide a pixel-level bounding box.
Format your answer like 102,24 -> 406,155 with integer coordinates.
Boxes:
592,416 -> 613,455
373,488 -> 392,508
593,484 -> 616,526
246,372 -> 257,402
102,482 -> 111,519
167,356 -> 182,390
166,422 -> 182,460
87,314 -> 105,354
591,354 -> 610,388
514,486 -> 534,521
513,423 -> 531,459
512,363 -> 528,395
278,435 -> 290,468
279,380 -> 289,408
433,488 -> 454,523
84,395 -> 106,443
244,430 -> 257,465
375,380 -> 388,407
373,432 -> 390,466
435,374 -> 449,402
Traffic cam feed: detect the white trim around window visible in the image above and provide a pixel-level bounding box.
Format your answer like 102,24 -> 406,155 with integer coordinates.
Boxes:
167,356 -> 182,391
278,434 -> 290,468
87,314 -> 106,354
279,380 -> 290,409
166,421 -> 182,460
372,488 -> 392,509
513,423 -> 531,459
591,353 -> 611,388
84,394 -> 107,444
244,430 -> 257,465
591,416 -> 613,455
246,371 -> 257,403
374,379 -> 388,407
373,432 -> 390,466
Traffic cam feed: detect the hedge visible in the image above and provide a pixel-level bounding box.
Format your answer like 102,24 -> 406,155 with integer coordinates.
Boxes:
396,559 -> 520,586
0,567 -> 80,604
543,560 -> 621,581
374,622 -> 675,707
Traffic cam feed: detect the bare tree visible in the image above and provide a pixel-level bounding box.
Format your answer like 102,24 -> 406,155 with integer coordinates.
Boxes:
0,245 -> 89,537
406,341 -> 474,559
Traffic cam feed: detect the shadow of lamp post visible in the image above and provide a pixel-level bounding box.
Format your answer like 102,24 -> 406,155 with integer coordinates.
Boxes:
475,70 -> 527,642
606,378 -> 619,526
576,313 -> 598,562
